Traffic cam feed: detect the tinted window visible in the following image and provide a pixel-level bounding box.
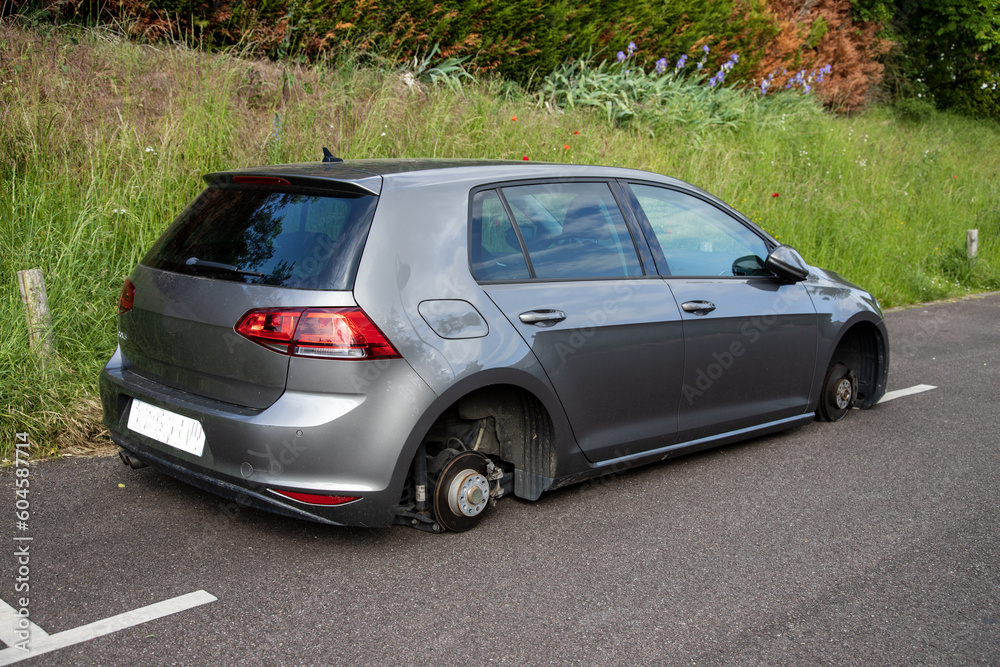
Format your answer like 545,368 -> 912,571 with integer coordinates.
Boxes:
142,186 -> 378,290
501,182 -> 642,280
628,184 -> 769,277
469,190 -> 531,281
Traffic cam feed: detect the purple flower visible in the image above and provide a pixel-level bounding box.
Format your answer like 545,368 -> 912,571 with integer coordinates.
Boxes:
702,44 -> 710,54
675,54 -> 687,70
731,54 -> 740,64
804,83 -> 811,93
627,42 -> 636,54
617,51 -> 626,63
656,57 -> 668,74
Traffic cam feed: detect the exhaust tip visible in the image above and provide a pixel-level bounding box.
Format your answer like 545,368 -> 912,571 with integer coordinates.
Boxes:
119,450 -> 147,470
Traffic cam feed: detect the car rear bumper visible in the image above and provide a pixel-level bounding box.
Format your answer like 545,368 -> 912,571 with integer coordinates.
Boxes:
99,347 -> 437,527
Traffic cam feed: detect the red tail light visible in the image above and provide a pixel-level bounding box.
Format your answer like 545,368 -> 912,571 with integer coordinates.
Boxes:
234,309 -> 300,353
269,489 -> 361,506
235,307 -> 400,360
118,279 -> 135,314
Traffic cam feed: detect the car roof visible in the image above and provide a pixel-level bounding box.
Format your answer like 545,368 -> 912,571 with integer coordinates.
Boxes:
204,158 -> 686,196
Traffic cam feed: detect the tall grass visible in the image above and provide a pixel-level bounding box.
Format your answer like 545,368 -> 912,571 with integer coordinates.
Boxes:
2,23 -> 999,456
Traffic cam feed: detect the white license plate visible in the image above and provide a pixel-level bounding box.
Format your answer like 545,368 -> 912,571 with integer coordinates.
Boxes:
127,399 -> 206,457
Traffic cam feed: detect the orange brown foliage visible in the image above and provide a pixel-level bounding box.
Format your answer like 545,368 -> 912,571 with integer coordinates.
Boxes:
756,0 -> 890,111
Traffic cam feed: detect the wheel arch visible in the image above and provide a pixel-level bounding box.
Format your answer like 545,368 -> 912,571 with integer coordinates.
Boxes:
823,315 -> 890,409
390,368 -> 576,505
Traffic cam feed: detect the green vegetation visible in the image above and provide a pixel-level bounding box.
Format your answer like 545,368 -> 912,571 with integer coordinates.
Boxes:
539,47 -> 821,131
6,0 -> 778,87
7,0 -> 999,119
2,23 -> 999,455
867,0 -> 1000,120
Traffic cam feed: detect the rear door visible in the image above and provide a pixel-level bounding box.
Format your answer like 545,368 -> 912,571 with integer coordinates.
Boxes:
472,181 -> 685,462
622,182 -> 818,442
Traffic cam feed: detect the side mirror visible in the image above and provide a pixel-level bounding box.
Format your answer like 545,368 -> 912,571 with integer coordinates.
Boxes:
765,245 -> 810,282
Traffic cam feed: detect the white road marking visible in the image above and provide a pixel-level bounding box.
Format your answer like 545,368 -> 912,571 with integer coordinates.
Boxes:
877,384 -> 937,404
0,604 -> 48,647
0,590 -> 216,665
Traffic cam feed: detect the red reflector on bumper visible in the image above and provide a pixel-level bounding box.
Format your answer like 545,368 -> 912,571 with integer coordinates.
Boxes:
118,278 -> 135,314
269,489 -> 361,506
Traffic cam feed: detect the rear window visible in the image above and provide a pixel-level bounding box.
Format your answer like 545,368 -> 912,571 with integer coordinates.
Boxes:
142,186 -> 378,290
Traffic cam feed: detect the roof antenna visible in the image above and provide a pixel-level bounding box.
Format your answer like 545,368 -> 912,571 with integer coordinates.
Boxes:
322,147 -> 343,164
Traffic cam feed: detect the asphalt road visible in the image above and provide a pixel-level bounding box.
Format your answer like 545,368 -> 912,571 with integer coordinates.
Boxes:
3,294 -> 999,666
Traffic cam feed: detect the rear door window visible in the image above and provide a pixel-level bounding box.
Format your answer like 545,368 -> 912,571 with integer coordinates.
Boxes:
142,186 -> 378,290
498,182 -> 643,280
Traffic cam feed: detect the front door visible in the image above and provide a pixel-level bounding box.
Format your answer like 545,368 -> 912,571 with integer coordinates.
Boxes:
667,278 -> 817,440
622,181 -> 818,442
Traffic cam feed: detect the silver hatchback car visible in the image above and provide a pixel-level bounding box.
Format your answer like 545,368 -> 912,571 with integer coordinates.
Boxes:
100,156 -> 889,532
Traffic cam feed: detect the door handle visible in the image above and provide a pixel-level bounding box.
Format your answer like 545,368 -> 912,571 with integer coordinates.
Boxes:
681,300 -> 716,315
519,309 -> 567,326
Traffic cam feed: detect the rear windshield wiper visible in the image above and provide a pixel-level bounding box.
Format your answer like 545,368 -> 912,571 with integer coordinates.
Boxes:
184,257 -> 268,278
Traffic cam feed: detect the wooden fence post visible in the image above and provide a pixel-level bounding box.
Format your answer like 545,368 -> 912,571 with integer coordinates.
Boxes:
16,268 -> 56,370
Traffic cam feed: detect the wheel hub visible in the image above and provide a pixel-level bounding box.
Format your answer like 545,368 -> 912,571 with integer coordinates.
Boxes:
835,377 -> 853,409
432,450 -> 494,531
448,470 -> 489,517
